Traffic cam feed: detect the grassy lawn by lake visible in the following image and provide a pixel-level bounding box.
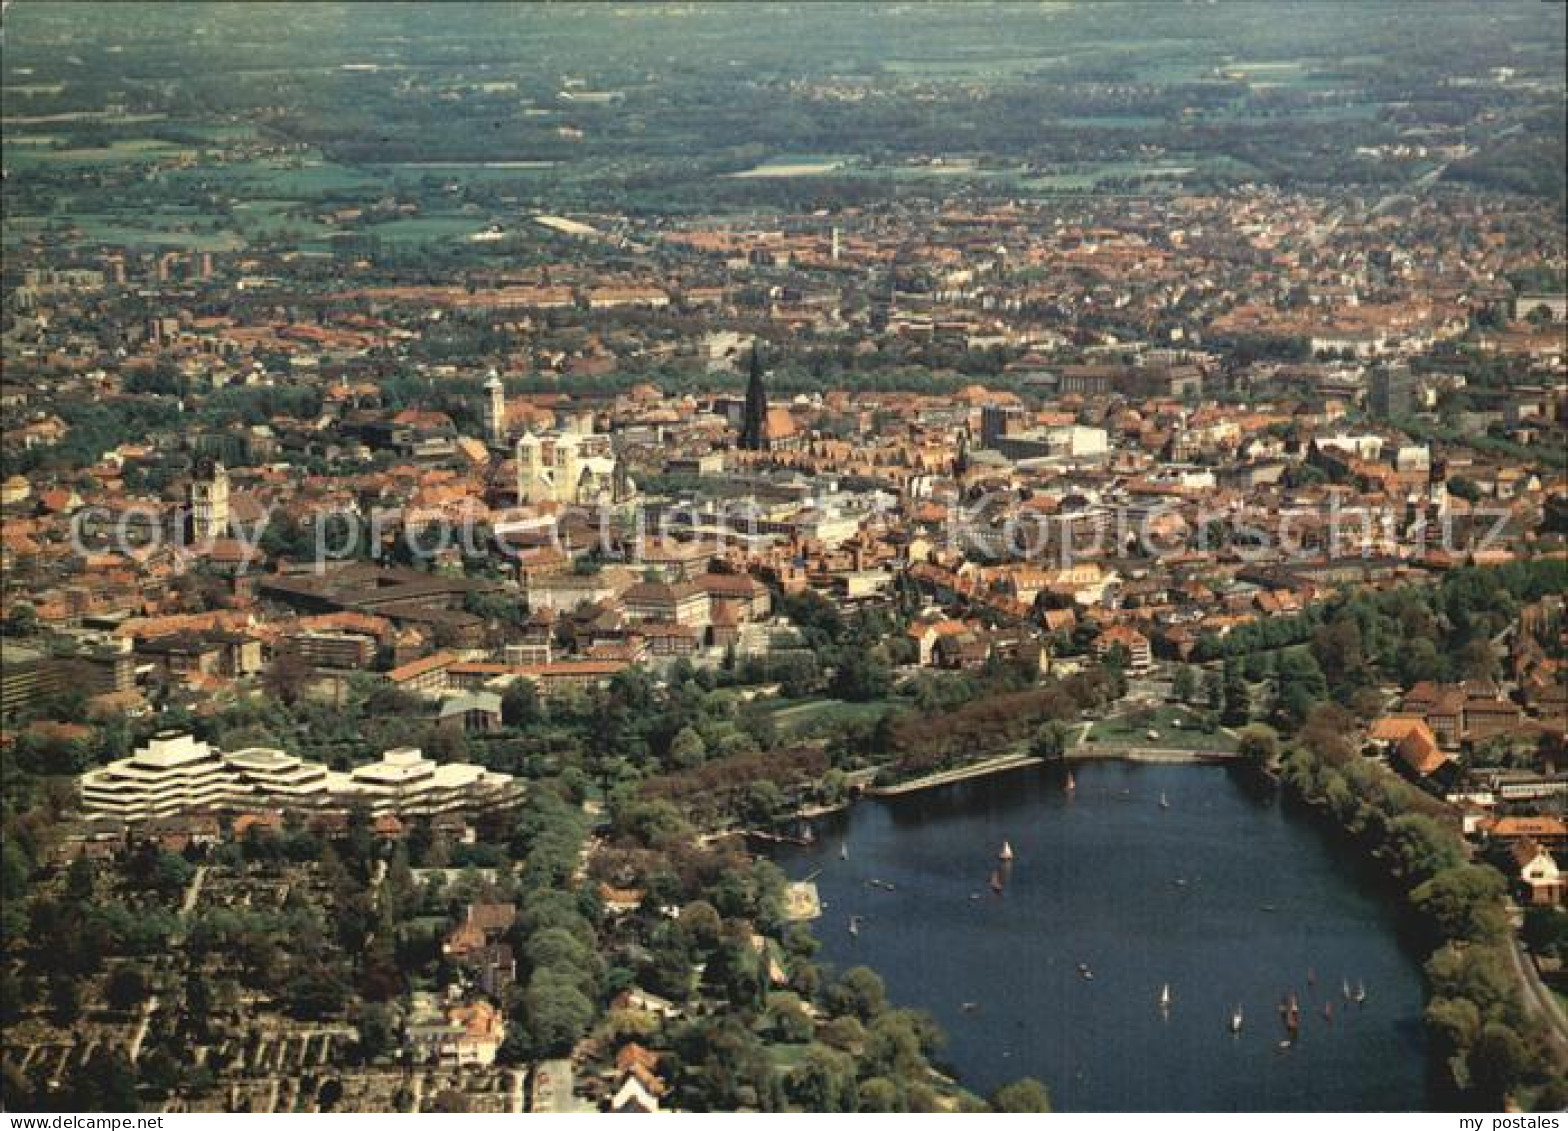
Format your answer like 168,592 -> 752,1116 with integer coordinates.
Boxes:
1085,704 -> 1237,753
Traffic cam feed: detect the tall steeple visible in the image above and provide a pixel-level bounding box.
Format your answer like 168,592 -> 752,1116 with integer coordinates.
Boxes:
738,341 -> 770,451
482,368 -> 506,445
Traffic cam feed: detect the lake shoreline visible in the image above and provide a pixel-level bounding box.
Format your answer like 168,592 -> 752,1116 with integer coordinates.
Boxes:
766,758 -> 1432,1112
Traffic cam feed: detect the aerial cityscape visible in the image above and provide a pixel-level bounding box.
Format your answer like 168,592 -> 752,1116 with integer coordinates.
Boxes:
1,0 -> 1565,1116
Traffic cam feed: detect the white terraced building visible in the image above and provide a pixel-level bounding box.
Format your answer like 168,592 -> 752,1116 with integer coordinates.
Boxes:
326,747 -> 517,818
78,731 -> 234,821
223,747 -> 333,806
79,735 -> 519,823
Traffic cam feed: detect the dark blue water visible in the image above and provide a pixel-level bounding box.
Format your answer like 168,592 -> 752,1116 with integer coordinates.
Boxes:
769,761 -> 1429,1112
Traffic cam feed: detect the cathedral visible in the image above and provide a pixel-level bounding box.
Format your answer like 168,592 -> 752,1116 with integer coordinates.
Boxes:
515,427 -> 635,507
481,368 -> 636,507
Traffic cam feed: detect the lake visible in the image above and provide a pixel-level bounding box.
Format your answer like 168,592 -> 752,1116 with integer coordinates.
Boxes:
768,760 -> 1430,1112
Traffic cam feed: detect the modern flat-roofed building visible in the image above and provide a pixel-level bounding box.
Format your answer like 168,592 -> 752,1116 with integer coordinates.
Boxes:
1,642 -> 61,717
78,731 -> 233,821
223,747 -> 333,807
79,736 -> 519,823
328,747 -> 518,818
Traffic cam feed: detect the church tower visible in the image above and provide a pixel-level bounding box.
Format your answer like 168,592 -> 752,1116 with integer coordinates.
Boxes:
190,456 -> 230,542
737,342 -> 770,451
515,431 -> 543,503
482,368 -> 506,445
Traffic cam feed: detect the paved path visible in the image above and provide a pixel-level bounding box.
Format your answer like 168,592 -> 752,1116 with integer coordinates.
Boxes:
867,752 -> 1043,797
1504,924 -> 1568,1060
179,864 -> 208,919
128,993 -> 158,1062
134,865 -> 207,1063
1066,745 -> 1238,763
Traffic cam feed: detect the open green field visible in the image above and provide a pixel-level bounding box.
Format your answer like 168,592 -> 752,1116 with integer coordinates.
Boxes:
2,212 -> 245,251
1085,704 -> 1237,753
363,214 -> 492,242
728,154 -> 855,178
761,696 -> 893,739
2,137 -> 196,167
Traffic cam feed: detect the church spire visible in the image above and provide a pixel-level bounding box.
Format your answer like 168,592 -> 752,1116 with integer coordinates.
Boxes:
738,341 -> 770,451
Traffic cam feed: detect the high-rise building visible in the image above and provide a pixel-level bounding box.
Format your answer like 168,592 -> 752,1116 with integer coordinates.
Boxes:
737,344 -> 770,451
1369,363 -> 1413,420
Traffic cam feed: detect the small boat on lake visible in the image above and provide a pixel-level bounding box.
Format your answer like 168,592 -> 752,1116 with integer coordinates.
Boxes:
1159,792 -> 1170,810
989,869 -> 1005,895
1064,770 -> 1076,795
848,915 -> 861,937
1353,980 -> 1367,1005
1281,992 -> 1301,1036
1342,977 -> 1353,1002
1229,1005 -> 1244,1034
998,840 -> 1014,863
1077,963 -> 1094,981
840,842 -> 848,861
1159,983 -> 1171,1011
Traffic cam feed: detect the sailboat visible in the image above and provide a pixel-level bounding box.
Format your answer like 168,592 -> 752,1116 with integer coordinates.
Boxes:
1158,792 -> 1170,810
989,869 -> 1005,895
840,842 -> 849,861
848,915 -> 860,937
1281,992 -> 1301,1037
998,840 -> 1014,863
1229,1005 -> 1244,1034
1322,1001 -> 1335,1023
1352,980 -> 1367,1005
801,823 -> 816,846
1064,769 -> 1076,795
1159,984 -> 1172,1011
1342,978 -> 1353,1003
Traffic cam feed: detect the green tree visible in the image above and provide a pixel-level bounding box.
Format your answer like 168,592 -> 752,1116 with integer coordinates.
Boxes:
826,966 -> 888,1021
669,726 -> 708,769
1202,669 -> 1223,711
1221,660 -> 1250,726
787,1043 -> 859,1112
47,973 -> 80,1025
1468,1022 -> 1532,1106
1236,724 -> 1279,766
522,970 -> 595,1057
356,1003 -> 397,1063
830,650 -> 891,702
104,963 -> 148,1014
857,1076 -> 905,1112
992,1077 -> 1053,1112
1030,720 -> 1071,760
502,678 -> 541,727
1410,865 -> 1508,944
